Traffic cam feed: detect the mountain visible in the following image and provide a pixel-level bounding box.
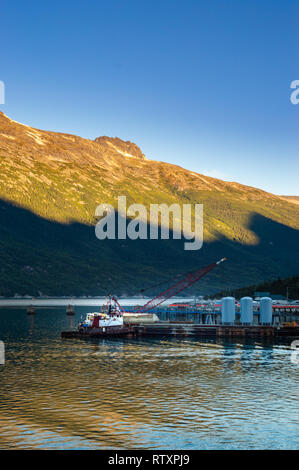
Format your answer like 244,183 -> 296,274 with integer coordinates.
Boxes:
280,196 -> 299,205
0,111 -> 298,296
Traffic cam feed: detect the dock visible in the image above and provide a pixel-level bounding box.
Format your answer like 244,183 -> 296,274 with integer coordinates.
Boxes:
129,322 -> 299,338
61,322 -> 299,339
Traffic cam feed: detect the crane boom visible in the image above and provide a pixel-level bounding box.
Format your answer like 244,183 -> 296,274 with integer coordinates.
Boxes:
135,257 -> 226,313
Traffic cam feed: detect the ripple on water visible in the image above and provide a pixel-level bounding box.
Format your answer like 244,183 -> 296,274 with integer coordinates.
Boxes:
0,308 -> 298,449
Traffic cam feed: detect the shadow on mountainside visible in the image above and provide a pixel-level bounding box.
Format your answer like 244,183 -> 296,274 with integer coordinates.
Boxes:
0,199 -> 298,296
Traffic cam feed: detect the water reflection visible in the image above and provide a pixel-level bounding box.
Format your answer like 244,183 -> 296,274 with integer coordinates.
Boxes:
0,308 -> 298,449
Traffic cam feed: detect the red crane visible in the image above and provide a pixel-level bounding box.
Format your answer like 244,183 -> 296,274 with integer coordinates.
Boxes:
113,257 -> 226,314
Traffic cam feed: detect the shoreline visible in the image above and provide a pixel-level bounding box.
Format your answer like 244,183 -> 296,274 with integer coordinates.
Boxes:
0,297 -> 194,308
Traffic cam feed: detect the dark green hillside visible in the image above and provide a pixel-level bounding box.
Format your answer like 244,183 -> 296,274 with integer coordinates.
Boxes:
211,275 -> 299,300
0,199 -> 298,297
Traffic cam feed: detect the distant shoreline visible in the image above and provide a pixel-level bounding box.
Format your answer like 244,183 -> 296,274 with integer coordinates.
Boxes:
0,297 -> 194,308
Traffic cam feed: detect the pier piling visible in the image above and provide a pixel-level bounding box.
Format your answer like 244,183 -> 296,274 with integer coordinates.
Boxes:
27,305 -> 35,315
66,304 -> 75,315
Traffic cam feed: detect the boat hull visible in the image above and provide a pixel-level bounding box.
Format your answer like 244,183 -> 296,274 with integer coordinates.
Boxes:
61,325 -> 138,338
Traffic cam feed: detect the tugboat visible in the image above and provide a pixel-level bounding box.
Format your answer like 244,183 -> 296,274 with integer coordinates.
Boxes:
61,296 -> 137,338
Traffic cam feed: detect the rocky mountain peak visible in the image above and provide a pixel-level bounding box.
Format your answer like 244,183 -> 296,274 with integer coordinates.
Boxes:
94,136 -> 146,160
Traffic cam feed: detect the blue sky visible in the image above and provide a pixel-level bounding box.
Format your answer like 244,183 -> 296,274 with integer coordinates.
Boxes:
1,0 -> 298,194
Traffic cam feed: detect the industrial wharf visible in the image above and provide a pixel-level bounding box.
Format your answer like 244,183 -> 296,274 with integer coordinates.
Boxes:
61,321 -> 299,339
133,322 -> 299,338
122,302 -> 299,327
118,296 -> 299,338
60,298 -> 299,340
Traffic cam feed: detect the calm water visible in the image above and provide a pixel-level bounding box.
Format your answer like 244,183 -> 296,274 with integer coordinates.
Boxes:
0,307 -> 298,450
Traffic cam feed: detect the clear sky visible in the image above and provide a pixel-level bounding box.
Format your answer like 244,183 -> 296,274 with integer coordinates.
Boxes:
1,0 -> 298,195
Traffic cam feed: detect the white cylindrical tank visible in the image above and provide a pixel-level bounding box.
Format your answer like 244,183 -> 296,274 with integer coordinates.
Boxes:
240,296 -> 253,325
260,297 -> 272,324
221,297 -> 235,324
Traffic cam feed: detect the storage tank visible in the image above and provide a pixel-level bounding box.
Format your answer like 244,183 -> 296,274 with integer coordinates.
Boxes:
221,297 -> 235,324
240,296 -> 253,325
260,297 -> 272,324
